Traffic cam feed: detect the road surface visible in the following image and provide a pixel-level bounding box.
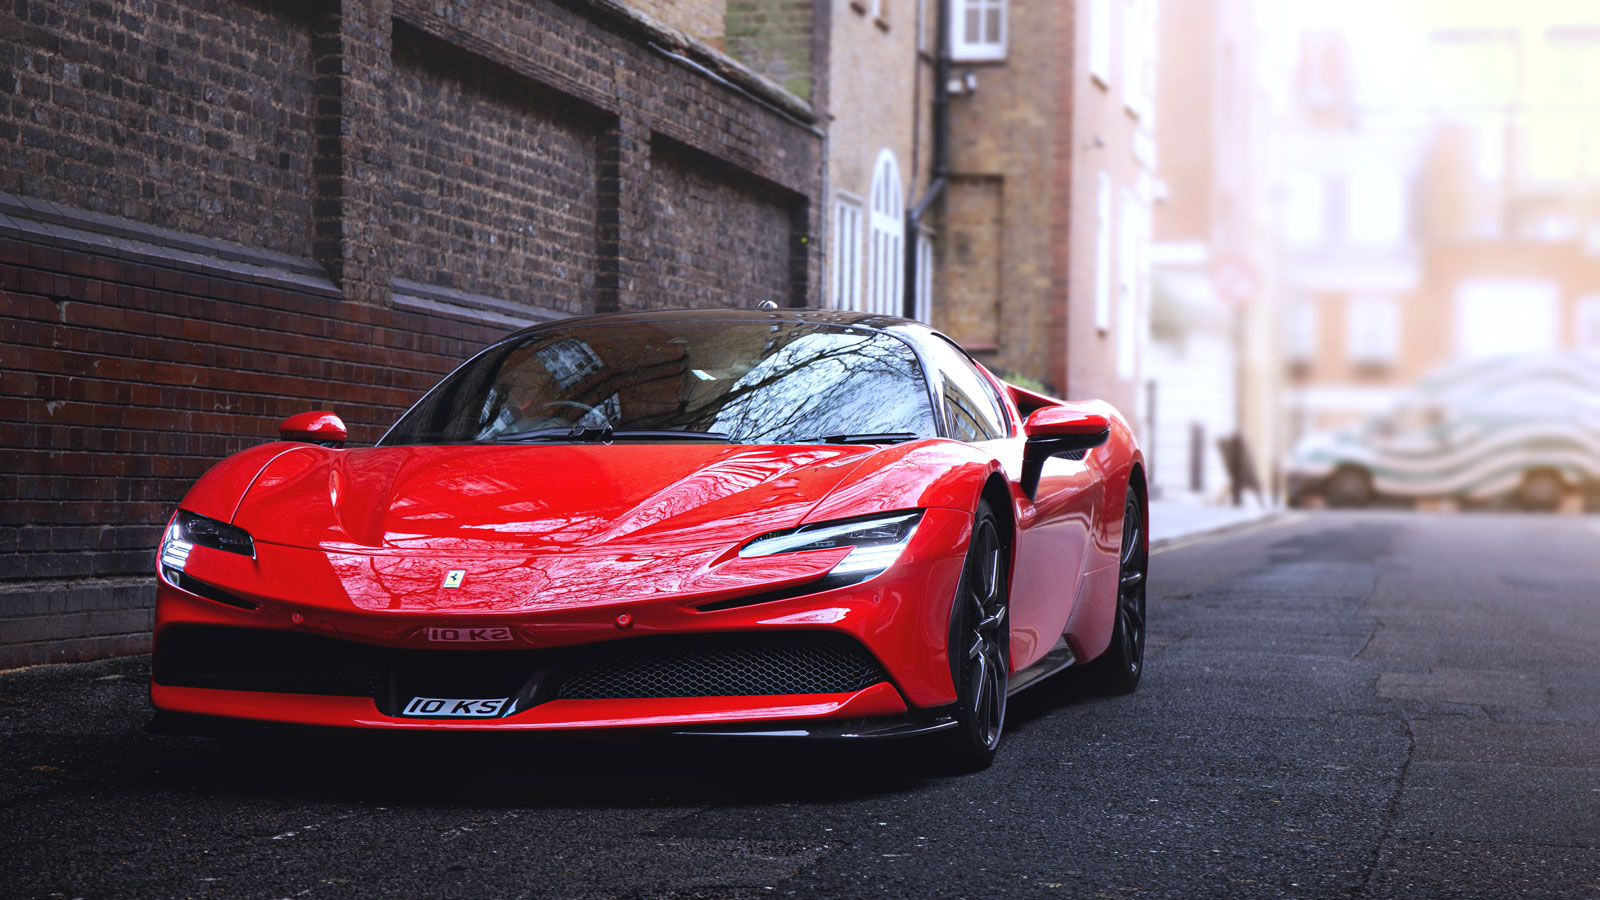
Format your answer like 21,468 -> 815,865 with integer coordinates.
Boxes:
3,511 -> 1598,898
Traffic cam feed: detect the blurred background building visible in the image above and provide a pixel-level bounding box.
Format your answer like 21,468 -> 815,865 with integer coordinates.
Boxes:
1280,0 -> 1600,438
1146,0 -> 1288,503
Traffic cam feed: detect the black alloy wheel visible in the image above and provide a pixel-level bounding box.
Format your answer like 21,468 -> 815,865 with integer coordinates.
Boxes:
1084,489 -> 1146,694
941,499 -> 1010,771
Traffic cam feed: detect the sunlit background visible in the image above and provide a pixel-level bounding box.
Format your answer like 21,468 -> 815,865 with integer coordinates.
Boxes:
1147,0 -> 1600,512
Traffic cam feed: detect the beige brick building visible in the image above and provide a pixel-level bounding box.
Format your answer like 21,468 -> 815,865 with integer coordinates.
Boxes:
631,0 -> 728,47
817,1 -> 937,323
937,0 -> 1158,419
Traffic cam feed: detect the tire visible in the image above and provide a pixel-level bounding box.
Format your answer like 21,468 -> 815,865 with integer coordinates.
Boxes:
939,499 -> 1010,772
1082,488 -> 1147,695
1325,466 -> 1373,509
1516,469 -> 1564,512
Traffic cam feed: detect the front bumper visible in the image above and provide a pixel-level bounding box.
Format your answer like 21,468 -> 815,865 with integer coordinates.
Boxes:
150,507 -> 973,732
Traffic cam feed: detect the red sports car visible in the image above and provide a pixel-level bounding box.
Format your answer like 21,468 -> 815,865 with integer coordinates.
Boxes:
150,309 -> 1147,768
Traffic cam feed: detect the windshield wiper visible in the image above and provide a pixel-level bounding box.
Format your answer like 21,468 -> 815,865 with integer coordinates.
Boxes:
799,432 -> 922,445
493,425 -> 613,443
608,430 -> 735,442
492,425 -> 734,444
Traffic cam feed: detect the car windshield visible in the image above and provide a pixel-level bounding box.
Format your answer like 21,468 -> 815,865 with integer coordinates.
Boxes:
379,319 -> 939,446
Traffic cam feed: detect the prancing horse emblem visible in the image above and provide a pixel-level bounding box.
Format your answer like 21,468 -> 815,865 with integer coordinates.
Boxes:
441,569 -> 466,589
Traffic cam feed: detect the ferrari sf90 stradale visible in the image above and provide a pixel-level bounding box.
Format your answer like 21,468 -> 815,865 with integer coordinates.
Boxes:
151,309 -> 1147,768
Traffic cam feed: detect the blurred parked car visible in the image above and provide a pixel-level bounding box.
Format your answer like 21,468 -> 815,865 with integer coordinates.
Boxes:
1287,353 -> 1600,510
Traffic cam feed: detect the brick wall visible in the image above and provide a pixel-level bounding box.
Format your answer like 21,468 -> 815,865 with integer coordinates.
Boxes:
641,139 -> 797,309
388,26 -> 602,315
941,177 -> 1003,348
0,0 -> 317,258
0,0 -> 822,667
943,0 -> 1070,390
0,222 -> 501,666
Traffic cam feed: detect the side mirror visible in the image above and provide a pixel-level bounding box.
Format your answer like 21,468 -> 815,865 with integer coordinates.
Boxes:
278,411 -> 348,448
1020,407 -> 1110,499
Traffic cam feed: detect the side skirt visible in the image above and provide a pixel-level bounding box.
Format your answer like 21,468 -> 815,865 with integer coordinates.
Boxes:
670,715 -> 959,741
1005,638 -> 1077,697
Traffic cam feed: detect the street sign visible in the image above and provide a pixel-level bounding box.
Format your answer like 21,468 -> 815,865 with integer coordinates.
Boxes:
1211,255 -> 1260,306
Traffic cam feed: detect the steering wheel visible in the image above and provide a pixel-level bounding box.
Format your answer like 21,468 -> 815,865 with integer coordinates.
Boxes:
537,400 -> 609,426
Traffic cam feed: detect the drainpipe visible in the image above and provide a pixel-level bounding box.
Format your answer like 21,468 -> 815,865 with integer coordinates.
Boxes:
905,0 -> 952,320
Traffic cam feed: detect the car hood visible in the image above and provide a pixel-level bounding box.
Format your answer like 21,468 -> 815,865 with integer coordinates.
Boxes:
230,442 -> 875,555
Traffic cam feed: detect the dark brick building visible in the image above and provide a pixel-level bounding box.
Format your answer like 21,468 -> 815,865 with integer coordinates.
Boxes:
0,0 -> 824,667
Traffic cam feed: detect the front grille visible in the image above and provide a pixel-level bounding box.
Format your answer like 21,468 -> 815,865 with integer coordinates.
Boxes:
153,626 -> 890,711
154,627 -> 385,697
556,632 -> 887,699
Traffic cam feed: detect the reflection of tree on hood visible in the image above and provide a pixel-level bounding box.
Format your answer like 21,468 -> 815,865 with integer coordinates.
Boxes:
705,333 -> 931,442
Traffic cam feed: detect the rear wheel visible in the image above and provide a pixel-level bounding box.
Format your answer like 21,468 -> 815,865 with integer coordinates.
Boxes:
939,500 -> 1009,771
1516,469 -> 1565,512
1083,489 -> 1146,695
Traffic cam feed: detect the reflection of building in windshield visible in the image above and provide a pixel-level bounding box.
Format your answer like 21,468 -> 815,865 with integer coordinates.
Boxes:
535,339 -> 603,389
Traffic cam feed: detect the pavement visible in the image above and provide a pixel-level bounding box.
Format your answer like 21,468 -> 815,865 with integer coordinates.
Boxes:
4,510 -> 1600,898
1149,495 -> 1284,547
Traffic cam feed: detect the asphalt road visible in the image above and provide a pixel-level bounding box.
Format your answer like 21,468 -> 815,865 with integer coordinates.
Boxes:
4,511 -> 1600,899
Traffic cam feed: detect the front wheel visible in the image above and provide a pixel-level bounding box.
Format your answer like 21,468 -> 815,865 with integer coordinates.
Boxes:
938,500 -> 1010,771
1082,489 -> 1146,694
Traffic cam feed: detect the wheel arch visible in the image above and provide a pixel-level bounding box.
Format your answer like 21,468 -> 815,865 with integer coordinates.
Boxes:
1128,460 -> 1148,511
980,473 -> 1016,558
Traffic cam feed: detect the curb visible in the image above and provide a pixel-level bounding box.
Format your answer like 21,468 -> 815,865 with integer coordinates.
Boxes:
1150,510 -> 1294,553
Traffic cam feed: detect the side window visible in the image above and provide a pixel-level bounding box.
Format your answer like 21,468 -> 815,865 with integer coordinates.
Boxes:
925,337 -> 1007,441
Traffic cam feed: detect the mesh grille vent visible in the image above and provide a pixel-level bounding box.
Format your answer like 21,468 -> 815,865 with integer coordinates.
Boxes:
557,632 -> 887,699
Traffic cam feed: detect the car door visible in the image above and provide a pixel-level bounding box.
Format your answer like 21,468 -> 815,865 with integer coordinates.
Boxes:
920,339 -> 1098,672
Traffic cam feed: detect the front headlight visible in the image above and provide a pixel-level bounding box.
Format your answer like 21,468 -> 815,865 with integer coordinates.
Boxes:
739,511 -> 922,581
159,510 -> 255,582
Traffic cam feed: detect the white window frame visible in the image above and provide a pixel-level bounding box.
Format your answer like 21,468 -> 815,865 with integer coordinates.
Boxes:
1117,188 -> 1143,379
1288,296 -> 1319,366
1455,281 -> 1559,360
950,0 -> 1007,62
1347,295 -> 1400,367
831,195 -> 864,312
1345,168 -> 1408,247
866,149 -> 906,316
1088,0 -> 1112,88
1285,172 -> 1327,246
1122,0 -> 1156,120
1095,171 -> 1114,333
1577,294 -> 1600,349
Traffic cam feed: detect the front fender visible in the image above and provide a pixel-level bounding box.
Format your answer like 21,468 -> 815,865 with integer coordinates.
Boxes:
800,440 -> 1001,523
179,442 -> 321,524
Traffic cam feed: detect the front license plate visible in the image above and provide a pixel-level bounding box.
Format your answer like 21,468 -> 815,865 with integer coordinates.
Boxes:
401,697 -> 511,718
425,626 -> 514,643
